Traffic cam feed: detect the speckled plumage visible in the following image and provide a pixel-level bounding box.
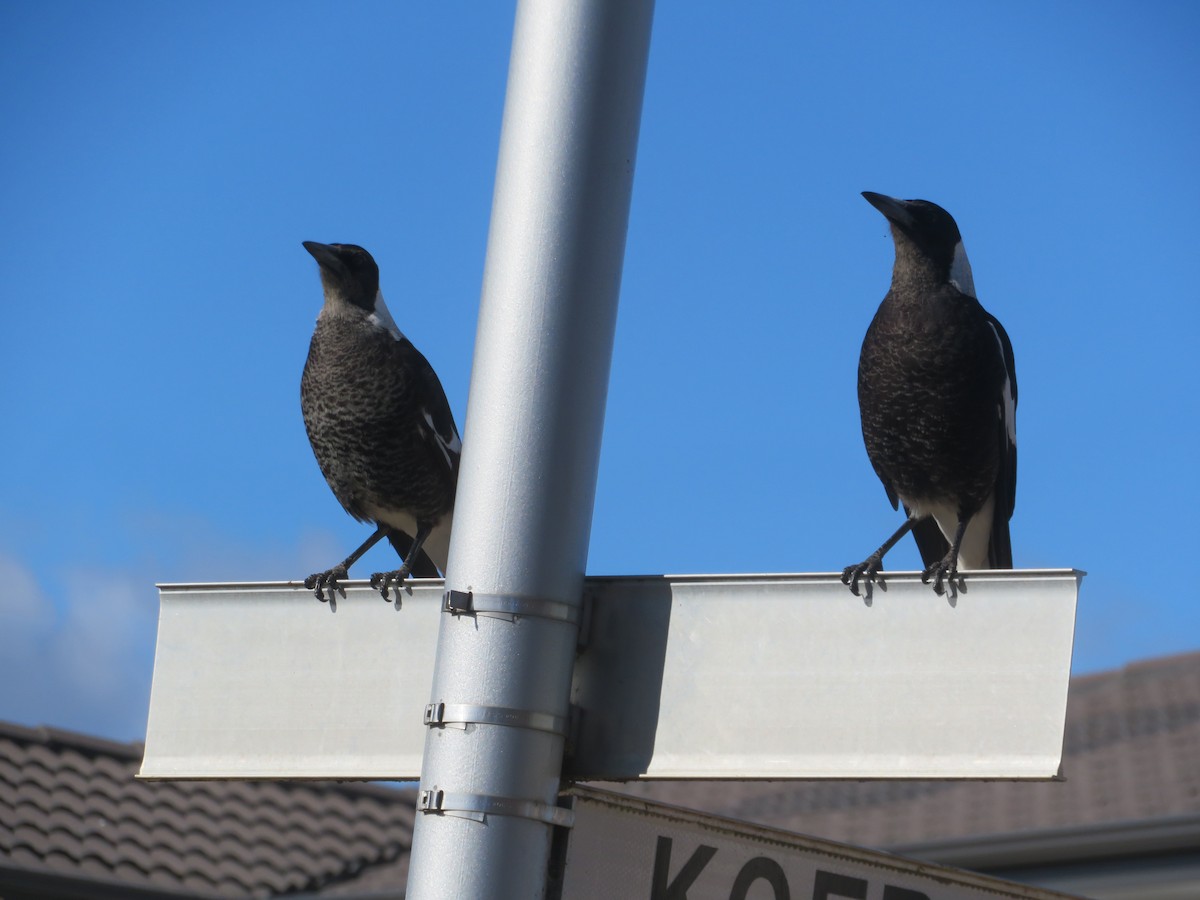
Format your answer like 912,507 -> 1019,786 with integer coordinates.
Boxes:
858,281 -> 1011,520
302,315 -> 456,526
300,242 -> 459,600
843,193 -> 1017,596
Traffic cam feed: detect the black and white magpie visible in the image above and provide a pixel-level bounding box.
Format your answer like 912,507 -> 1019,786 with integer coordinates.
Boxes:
842,193 -> 1017,596
300,241 -> 460,601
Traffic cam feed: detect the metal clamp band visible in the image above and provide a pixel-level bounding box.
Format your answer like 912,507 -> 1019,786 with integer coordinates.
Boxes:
443,589 -> 581,625
418,789 -> 575,828
424,701 -> 569,736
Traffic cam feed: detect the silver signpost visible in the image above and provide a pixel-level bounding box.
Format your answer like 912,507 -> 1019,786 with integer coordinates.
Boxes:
403,1 -> 655,897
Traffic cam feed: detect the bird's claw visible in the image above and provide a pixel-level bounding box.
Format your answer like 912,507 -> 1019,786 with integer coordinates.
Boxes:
921,556 -> 959,596
305,565 -> 349,602
841,556 -> 883,597
370,565 -> 412,601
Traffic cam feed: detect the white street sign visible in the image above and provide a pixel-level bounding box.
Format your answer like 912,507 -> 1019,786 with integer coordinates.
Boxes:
141,581 -> 442,779
140,570 -> 1080,781
569,570 -> 1080,780
556,787 -> 1081,900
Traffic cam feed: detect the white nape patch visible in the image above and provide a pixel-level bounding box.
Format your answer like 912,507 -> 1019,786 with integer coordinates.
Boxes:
989,321 -> 1017,445
949,241 -> 977,298
368,290 -> 406,341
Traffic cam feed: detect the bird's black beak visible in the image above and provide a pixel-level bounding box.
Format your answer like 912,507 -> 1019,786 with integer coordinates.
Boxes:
862,192 -> 915,232
303,241 -> 345,275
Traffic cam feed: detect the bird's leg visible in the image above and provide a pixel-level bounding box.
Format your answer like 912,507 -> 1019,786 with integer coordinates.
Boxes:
922,518 -> 969,595
304,526 -> 388,602
841,518 -> 916,596
371,522 -> 434,601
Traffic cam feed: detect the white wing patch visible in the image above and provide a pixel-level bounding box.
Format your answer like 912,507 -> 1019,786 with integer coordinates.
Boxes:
368,290 -> 406,341
423,409 -> 462,469
949,241 -> 977,299
989,320 -> 1017,445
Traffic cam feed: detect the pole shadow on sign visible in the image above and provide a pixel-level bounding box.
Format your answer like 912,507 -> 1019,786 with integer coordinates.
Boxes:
566,576 -> 672,779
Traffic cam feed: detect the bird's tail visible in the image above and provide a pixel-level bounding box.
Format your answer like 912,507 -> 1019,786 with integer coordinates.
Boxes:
385,514 -> 452,576
913,495 -> 1012,570
910,517 -> 950,569
386,532 -> 441,578
987,509 -> 1013,569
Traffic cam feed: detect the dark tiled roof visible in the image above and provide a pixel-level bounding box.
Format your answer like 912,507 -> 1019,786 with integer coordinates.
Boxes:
0,723 -> 414,899
612,650 -> 1200,849
5,651 -> 1198,897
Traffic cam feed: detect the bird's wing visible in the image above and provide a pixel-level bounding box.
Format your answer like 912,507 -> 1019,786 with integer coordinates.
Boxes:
986,312 -> 1017,567
403,339 -> 462,477
878,475 -> 901,511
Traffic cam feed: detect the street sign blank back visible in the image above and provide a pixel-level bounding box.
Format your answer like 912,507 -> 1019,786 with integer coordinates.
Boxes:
140,570 -> 1080,781
571,570 -> 1079,780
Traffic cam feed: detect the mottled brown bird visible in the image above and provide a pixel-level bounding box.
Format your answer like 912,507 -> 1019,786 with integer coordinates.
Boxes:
300,241 -> 459,601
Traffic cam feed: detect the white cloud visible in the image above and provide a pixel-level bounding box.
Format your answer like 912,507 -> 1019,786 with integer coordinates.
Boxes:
0,553 -> 55,638
0,552 -> 156,740
0,516 -> 383,743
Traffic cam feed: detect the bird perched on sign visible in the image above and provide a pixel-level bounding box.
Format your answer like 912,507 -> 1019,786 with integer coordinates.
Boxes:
300,241 -> 460,602
842,193 -> 1017,596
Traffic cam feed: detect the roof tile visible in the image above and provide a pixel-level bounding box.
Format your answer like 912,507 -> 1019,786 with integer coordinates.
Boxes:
0,722 -> 414,898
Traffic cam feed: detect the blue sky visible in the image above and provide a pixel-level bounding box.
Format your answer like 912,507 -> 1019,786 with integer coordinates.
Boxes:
2,2 -> 1197,742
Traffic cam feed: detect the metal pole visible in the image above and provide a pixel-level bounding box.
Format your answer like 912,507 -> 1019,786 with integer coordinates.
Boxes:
405,1 -> 654,897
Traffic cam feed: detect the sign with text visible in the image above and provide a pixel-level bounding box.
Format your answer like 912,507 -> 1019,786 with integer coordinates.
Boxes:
556,788 -> 1080,900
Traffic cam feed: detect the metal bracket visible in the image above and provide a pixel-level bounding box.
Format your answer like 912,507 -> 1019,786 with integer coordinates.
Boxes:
424,701 -> 569,736
418,788 -> 575,828
443,589 -> 582,626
